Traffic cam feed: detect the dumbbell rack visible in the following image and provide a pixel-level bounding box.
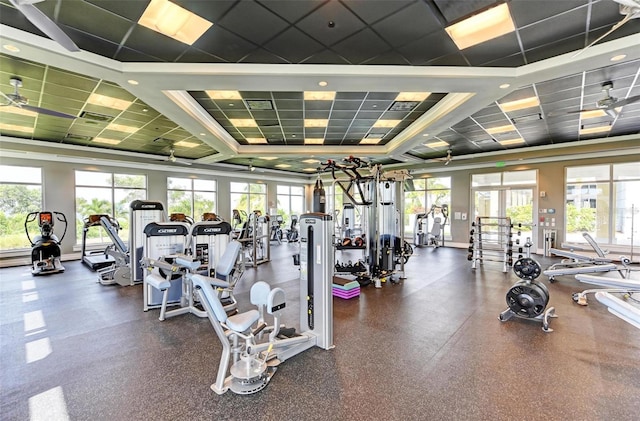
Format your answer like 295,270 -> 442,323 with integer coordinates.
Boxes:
468,216 -> 514,273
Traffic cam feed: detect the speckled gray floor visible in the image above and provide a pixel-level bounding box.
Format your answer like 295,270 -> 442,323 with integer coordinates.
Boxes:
1,243 -> 639,421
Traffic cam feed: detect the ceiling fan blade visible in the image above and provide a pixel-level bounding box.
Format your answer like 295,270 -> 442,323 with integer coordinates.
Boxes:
9,0 -> 80,52
611,94 -> 640,108
614,0 -> 640,9
20,104 -> 76,119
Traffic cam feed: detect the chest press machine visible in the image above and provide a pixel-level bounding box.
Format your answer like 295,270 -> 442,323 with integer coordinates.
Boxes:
191,212 -> 334,395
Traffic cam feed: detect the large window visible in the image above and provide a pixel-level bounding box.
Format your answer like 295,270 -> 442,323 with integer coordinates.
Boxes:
566,163 -> 640,246
404,176 -> 451,238
0,165 -> 43,250
75,171 -> 146,246
167,177 -> 216,220
230,182 -> 266,218
276,185 -> 304,223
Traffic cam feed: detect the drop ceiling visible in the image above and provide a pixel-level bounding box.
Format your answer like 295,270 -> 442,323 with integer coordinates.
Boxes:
0,0 -> 639,175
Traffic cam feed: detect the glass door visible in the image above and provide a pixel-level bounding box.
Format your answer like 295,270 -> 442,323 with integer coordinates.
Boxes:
473,188 -> 536,249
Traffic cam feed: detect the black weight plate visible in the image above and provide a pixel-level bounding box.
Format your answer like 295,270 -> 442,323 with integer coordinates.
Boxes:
512,257 -> 541,280
505,280 -> 549,318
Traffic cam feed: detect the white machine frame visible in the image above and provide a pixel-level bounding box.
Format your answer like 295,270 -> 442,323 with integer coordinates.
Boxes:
192,212 -> 334,395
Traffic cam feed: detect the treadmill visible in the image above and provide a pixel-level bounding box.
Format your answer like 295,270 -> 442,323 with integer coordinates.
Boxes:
81,214 -> 119,271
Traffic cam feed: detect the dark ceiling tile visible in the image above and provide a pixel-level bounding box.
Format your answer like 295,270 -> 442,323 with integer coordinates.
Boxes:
178,48 -> 227,63
424,52 -> 469,66
274,101 -> 303,111
0,4 -> 46,36
461,33 -> 521,66
239,49 -> 291,64
434,0 -> 496,23
124,26 -> 190,62
46,69 -> 95,94
263,27 -> 325,63
193,26 -> 258,62
217,1 -> 289,45
58,1 -> 133,45
524,34 -> 585,64
84,0 -> 148,21
300,49 -> 351,64
341,0 -> 415,24
173,0 -> 237,23
362,50 -> 409,65
587,0 -> 631,32
113,47 -> 160,62
398,31 -> 459,65
63,29 -> 120,60
295,1 -> 365,46
372,2 -> 442,47
518,8 -> 588,51
477,51 -> 525,68
509,0 -> 585,28
257,0 -> 327,23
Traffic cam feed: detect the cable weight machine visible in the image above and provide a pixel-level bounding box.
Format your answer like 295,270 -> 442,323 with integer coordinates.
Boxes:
321,156 -> 412,287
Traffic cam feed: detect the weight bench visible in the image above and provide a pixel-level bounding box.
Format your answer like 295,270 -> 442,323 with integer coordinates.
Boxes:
572,273 -> 640,306
543,232 -> 620,281
594,292 -> 640,329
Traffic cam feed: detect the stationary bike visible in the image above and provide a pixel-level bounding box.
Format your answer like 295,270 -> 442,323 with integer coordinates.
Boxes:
499,237 -> 557,332
25,211 -> 68,276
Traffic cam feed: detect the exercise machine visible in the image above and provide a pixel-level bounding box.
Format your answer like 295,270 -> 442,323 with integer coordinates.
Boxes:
285,215 -> 299,242
593,291 -> 640,329
97,215 -> 131,286
142,221 -> 190,311
269,215 -> 285,244
142,240 -> 244,321
543,232 -> 620,282
499,237 -> 557,332
414,204 -> 449,248
571,272 -> 640,306
129,200 -> 166,284
169,212 -> 194,224
81,214 -> 120,271
190,220 -> 244,312
25,211 -> 67,276
237,211 -> 271,267
322,157 -> 412,287
192,212 -> 334,395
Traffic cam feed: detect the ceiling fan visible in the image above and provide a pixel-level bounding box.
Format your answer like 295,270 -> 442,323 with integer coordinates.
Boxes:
557,81 -> 640,118
574,0 -> 640,56
1,76 -> 77,119
157,147 -> 192,165
9,0 -> 80,52
435,149 -> 453,166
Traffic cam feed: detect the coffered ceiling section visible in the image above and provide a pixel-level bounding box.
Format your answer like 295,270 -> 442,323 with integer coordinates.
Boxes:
0,0 -> 639,174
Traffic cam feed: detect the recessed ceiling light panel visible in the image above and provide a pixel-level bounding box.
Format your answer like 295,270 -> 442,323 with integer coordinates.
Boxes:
304,91 -> 336,101
498,96 -> 540,112
445,3 -> 515,50
138,0 -> 213,45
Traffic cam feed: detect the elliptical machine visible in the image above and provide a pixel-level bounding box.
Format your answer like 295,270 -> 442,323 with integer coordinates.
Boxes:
25,211 -> 67,276
499,237 -> 557,332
